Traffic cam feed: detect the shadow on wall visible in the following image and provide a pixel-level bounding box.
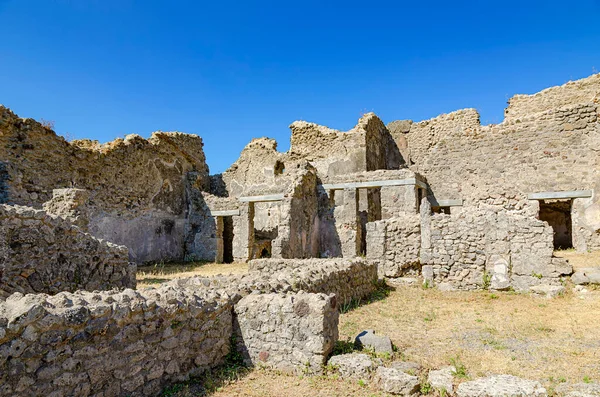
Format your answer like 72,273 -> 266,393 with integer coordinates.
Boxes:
0,162 -> 8,204
317,183 -> 343,258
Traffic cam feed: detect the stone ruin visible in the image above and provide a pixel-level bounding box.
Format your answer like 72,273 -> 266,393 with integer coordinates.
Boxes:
0,73 -> 599,395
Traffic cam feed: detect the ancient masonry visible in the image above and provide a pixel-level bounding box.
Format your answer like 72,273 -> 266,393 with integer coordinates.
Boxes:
0,73 -> 599,395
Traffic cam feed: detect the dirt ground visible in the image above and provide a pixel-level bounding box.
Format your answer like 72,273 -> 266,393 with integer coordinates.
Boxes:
136,261 -> 248,289
554,249 -> 600,270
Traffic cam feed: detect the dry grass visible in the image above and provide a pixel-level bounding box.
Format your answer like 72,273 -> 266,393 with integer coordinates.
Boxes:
340,286 -> 600,387
136,261 -> 248,289
148,255 -> 600,395
208,369 -> 394,397
165,286 -> 600,396
554,249 -> 600,270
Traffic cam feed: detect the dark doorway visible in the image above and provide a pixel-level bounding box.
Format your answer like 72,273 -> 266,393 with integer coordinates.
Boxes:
432,206 -> 451,215
223,216 -> 234,263
539,200 -> 573,249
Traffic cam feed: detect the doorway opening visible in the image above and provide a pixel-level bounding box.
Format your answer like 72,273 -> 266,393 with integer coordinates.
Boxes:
538,199 -> 573,249
223,216 -> 234,263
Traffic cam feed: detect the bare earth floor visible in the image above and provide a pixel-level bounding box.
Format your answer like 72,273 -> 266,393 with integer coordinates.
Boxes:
136,257 -> 600,396
136,261 -> 248,289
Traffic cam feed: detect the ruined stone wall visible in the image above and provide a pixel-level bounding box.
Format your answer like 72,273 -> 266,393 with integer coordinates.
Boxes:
366,215 -> 421,278
0,205 -> 135,299
180,258 -> 378,307
504,74 -> 600,121
272,164 -> 319,259
397,75 -> 600,250
234,292 -> 338,374
0,106 -> 211,263
406,104 -> 599,201
0,285 -> 233,396
420,205 -> 572,291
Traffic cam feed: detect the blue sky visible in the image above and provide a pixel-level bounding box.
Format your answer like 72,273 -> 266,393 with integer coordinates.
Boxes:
1,0 -> 599,173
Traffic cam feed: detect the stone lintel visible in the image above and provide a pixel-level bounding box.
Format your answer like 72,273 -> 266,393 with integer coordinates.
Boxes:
430,198 -> 463,207
322,178 -> 428,191
528,190 -> 593,200
210,209 -> 240,216
238,193 -> 285,203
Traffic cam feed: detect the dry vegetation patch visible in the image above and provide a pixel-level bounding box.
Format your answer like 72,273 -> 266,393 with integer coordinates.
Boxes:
554,249 -> 600,270
137,261 -> 248,288
143,258 -> 600,396
340,286 -> 600,387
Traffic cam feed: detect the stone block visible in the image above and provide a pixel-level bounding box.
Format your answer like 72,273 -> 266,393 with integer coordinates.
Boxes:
456,375 -> 547,397
354,329 -> 393,354
374,367 -> 420,396
234,291 -> 338,374
328,353 -> 378,381
428,366 -> 455,395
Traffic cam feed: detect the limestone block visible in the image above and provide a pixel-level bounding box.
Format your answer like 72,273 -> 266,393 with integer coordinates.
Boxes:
456,375 -> 547,397
234,292 -> 338,374
374,367 -> 420,396
428,366 -> 455,395
571,268 -> 600,285
328,353 -> 378,380
530,285 -> 566,298
355,329 -> 393,354
555,382 -> 600,397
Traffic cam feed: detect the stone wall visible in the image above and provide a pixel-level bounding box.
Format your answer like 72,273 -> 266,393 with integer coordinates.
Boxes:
366,215 -> 421,278
420,205 -> 572,291
234,292 -> 338,374
181,258 -> 378,307
392,74 -> 600,250
0,106 -> 211,263
272,164 -> 320,259
504,73 -> 600,121
0,285 -> 233,396
0,204 -> 135,299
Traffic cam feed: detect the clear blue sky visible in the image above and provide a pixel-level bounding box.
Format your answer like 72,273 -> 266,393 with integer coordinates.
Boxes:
1,0 -> 599,173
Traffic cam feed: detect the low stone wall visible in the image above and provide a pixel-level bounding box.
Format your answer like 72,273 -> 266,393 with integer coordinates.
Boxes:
180,258 -> 378,307
0,286 -> 233,397
366,215 -> 421,278
234,292 -> 338,373
421,206 -> 572,291
0,204 -> 135,299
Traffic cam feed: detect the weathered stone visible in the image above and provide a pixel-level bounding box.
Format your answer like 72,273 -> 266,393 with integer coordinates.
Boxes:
234,292 -> 338,374
456,375 -> 547,397
530,285 -> 566,298
555,382 -> 600,397
0,204 -> 135,299
328,353 -> 378,380
389,361 -> 422,375
355,329 -> 393,354
375,367 -> 420,396
428,366 -> 455,395
572,268 -> 600,285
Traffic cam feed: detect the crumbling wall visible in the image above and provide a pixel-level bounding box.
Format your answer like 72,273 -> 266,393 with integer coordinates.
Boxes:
504,73 -> 600,121
366,215 -> 421,278
0,286 -> 232,396
42,188 -> 91,230
396,74 -> 600,250
234,292 -> 338,374
179,258 -> 379,307
272,164 -> 319,258
0,204 -> 135,299
0,106 -> 211,263
289,113 -> 401,178
420,205 -> 572,291
221,138 -> 288,198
